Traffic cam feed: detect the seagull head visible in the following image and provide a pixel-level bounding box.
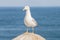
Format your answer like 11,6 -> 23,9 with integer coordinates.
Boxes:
23,5 -> 30,11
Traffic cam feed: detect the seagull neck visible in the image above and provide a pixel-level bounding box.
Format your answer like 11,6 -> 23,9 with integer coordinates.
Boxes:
26,9 -> 31,17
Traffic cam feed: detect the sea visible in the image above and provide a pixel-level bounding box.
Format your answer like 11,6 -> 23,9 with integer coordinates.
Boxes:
0,7 -> 60,40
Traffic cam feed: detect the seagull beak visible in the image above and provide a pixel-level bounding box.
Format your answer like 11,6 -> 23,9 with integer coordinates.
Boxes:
23,9 -> 24,11
23,8 -> 25,11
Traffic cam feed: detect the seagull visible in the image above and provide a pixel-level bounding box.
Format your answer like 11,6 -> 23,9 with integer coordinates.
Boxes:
23,5 -> 38,33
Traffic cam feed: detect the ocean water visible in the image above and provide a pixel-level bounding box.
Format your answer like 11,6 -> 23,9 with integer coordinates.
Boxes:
0,7 -> 60,40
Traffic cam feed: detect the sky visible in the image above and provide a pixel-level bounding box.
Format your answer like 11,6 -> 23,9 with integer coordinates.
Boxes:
0,0 -> 60,7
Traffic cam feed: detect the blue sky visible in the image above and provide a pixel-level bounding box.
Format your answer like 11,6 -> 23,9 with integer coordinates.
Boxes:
0,0 -> 60,7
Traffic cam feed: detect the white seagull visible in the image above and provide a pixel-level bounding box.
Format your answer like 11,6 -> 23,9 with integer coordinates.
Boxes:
23,5 -> 38,33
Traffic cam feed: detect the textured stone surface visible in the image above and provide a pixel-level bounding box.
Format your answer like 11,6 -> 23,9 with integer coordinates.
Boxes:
12,32 -> 46,40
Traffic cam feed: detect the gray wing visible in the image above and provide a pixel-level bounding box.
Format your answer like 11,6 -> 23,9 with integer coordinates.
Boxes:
32,18 -> 38,26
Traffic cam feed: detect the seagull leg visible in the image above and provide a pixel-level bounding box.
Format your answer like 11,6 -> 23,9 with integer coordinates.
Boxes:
32,27 -> 34,33
27,27 -> 28,32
